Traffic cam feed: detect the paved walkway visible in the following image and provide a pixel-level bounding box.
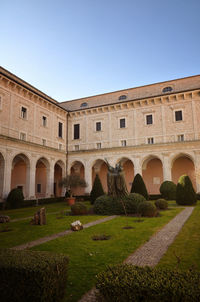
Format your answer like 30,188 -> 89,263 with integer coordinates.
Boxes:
12,216 -> 117,250
79,207 -> 194,302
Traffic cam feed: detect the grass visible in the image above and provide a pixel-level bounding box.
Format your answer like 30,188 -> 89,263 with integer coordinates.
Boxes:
31,207 -> 182,302
157,201 -> 200,271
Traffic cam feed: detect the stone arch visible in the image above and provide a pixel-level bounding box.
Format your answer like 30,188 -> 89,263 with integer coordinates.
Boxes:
142,155 -> 164,194
35,157 -> 50,198
54,160 -> 65,197
70,160 -> 85,196
116,157 -> 134,193
171,153 -> 196,190
0,152 -> 5,198
92,159 -> 108,193
11,153 -> 30,198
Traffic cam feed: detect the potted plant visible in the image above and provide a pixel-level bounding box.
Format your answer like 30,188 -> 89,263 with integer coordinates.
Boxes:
60,174 -> 87,205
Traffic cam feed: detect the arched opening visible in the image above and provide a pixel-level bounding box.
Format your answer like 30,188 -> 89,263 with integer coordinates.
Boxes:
117,158 -> 134,193
0,153 -> 5,198
142,156 -> 163,194
70,161 -> 85,196
35,157 -> 49,198
11,153 -> 30,197
172,155 -> 196,190
54,161 -> 64,197
92,159 -> 108,193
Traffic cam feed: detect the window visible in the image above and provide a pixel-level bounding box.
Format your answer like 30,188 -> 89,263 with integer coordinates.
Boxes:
119,95 -> 127,100
58,122 -> 63,138
42,139 -> 46,146
175,110 -> 183,121
37,184 -> 41,193
80,102 -> 88,108
21,106 -> 27,119
59,143 -> 62,150
120,118 -> 126,128
42,116 -> 47,127
177,134 -> 184,142
146,114 -> 153,125
147,137 -> 154,144
121,140 -> 126,147
96,122 -> 101,131
74,124 -> 80,139
97,143 -> 101,149
162,86 -> 173,93
20,132 -> 26,141
74,145 -> 79,151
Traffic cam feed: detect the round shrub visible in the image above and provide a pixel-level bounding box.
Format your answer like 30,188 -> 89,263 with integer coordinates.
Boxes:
90,174 -> 104,205
160,181 -> 176,200
176,175 -> 197,205
123,193 -> 146,214
71,202 -> 87,215
94,195 -> 124,215
6,188 -> 24,209
138,201 -> 157,217
130,174 -> 149,200
154,199 -> 168,210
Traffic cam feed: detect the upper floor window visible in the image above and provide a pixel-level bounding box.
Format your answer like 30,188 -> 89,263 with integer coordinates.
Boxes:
74,124 -> 80,140
177,134 -> 184,142
97,143 -> 101,149
74,145 -> 79,151
80,102 -> 88,108
20,132 -> 26,141
21,106 -> 27,119
120,118 -> 126,128
59,143 -> 62,150
121,140 -> 126,147
146,114 -> 153,125
147,137 -> 154,144
42,116 -> 47,127
175,110 -> 183,121
42,139 -> 46,146
162,86 -> 173,93
96,121 -> 101,131
58,122 -> 63,138
118,95 -> 127,100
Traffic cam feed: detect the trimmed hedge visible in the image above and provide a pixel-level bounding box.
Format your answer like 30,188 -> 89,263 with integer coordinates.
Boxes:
94,195 -> 124,215
6,188 -> 24,209
160,181 -> 176,200
130,174 -> 149,200
96,264 -> 200,302
123,193 -> 146,214
176,175 -> 197,205
155,199 -> 168,210
1,197 -> 65,210
71,202 -> 88,215
0,249 -> 69,302
90,174 -> 104,205
138,201 -> 157,217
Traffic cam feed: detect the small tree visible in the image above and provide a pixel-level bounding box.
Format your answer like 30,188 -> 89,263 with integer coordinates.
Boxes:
160,181 -> 176,200
176,175 -> 197,205
130,174 -> 148,200
60,174 -> 87,198
6,188 -> 24,209
90,174 -> 104,204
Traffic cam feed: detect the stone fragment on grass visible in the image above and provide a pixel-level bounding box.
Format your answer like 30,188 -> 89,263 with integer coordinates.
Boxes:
0,215 -> 10,223
71,220 -> 83,231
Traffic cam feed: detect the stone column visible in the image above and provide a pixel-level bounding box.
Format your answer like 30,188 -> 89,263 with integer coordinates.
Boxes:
162,154 -> 172,181
85,161 -> 92,194
133,157 -> 142,176
3,159 -> 12,199
194,152 -> 200,192
28,159 -> 36,199
46,161 -> 55,197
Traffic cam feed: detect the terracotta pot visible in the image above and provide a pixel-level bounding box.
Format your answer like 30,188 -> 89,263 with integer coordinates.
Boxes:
66,197 -> 76,206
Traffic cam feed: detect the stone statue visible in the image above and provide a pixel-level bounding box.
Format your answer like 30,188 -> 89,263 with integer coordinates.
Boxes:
30,207 -> 46,225
105,159 -> 128,197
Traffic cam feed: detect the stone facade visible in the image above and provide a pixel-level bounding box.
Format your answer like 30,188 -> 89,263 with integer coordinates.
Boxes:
0,66 -> 200,200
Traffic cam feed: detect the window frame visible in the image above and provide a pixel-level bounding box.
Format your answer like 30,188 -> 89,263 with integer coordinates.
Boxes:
96,121 -> 102,132
119,117 -> 126,129
145,114 -> 153,125
42,115 -> 47,127
20,106 -> 28,120
73,123 -> 80,140
58,122 -> 63,138
121,140 -> 127,147
19,132 -> 27,141
174,110 -> 183,122
177,134 -> 184,142
147,137 -> 154,144
97,142 -> 101,149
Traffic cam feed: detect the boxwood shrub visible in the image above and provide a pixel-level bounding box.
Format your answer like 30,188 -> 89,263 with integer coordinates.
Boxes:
0,249 -> 69,302
176,175 -> 197,205
138,201 -> 157,217
71,202 -> 88,215
96,264 -> 200,302
154,199 -> 168,210
160,181 -> 176,200
123,193 -> 146,214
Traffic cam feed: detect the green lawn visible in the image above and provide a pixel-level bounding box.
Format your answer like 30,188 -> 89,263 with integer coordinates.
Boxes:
157,201 -> 200,271
31,207 -> 182,302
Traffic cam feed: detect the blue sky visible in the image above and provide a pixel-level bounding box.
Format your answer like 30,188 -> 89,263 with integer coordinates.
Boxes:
1,0 -> 200,102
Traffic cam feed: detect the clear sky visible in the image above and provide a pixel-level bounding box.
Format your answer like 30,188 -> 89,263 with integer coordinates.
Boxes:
1,0 -> 200,102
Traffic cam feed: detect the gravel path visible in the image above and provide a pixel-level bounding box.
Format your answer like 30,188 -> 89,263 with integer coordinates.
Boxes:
79,207 -> 194,302
12,216 -> 117,250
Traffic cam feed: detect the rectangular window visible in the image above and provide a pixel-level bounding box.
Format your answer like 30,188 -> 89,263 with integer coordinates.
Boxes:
97,143 -> 101,149
120,118 -> 126,128
121,140 -> 126,147
74,145 -> 79,151
20,132 -> 26,141
74,124 -> 80,139
146,114 -> 153,125
58,122 -> 63,138
175,110 -> 183,121
147,137 -> 154,144
42,116 -> 47,127
59,143 -> 62,150
96,121 -> 101,131
21,106 -> 27,119
42,139 -> 46,146
177,134 -> 184,142
37,184 -> 41,193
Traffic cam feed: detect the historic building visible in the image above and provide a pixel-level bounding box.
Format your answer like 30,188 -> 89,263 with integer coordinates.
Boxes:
0,66 -> 200,200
